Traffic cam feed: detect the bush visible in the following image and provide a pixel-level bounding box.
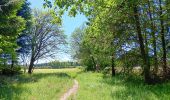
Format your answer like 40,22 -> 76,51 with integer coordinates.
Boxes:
0,66 -> 3,74
77,66 -> 86,71
13,66 -> 22,72
103,67 -> 111,75
1,66 -> 22,75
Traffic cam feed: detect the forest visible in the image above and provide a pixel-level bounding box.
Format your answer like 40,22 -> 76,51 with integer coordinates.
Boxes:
0,0 -> 170,100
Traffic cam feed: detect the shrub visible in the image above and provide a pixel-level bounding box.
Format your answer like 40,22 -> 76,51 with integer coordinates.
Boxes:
103,67 -> 111,75
1,66 -> 22,75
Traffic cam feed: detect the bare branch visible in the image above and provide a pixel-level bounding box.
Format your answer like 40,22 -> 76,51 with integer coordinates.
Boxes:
28,10 -> 66,71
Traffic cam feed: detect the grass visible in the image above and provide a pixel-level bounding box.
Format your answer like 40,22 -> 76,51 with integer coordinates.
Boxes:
0,68 -> 78,100
1,68 -> 170,100
73,72 -> 170,100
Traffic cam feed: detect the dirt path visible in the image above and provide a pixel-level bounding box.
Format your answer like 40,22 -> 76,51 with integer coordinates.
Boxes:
60,79 -> 78,100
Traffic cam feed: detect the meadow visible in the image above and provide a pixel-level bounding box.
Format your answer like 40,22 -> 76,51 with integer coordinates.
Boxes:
1,68 -> 170,100
73,72 -> 170,100
0,69 -> 77,100
1,0 -> 170,100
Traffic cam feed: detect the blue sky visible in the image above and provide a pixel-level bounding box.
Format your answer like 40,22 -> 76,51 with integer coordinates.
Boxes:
28,0 -> 87,62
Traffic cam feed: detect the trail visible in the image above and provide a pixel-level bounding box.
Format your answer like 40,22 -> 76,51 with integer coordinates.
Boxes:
60,79 -> 78,100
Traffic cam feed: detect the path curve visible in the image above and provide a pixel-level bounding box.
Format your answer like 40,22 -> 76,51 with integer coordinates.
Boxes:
60,79 -> 78,100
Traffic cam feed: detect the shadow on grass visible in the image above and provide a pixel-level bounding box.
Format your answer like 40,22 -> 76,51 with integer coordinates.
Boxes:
0,84 -> 22,100
0,72 -> 71,100
101,74 -> 170,100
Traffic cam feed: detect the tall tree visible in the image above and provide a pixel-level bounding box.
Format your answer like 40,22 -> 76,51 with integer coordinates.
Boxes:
46,0 -> 170,83
28,10 -> 66,74
147,0 -> 158,73
159,0 -> 167,76
17,0 -> 32,67
0,0 -> 25,69
133,4 -> 151,83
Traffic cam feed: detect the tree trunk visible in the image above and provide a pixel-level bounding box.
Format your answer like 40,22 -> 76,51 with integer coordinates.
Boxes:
91,55 -> 96,71
159,0 -> 167,76
144,32 -> 151,69
28,57 -> 35,74
147,0 -> 158,73
11,60 -> 14,69
111,53 -> 115,76
133,6 -> 151,83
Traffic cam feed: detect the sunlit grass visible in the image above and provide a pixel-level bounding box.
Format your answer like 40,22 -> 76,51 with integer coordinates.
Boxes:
0,68 -> 78,100
73,72 -> 170,100
33,68 -> 79,73
1,68 -> 170,100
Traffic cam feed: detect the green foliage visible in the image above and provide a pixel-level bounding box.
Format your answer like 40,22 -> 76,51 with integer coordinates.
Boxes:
0,0 -> 26,74
35,61 -> 80,69
1,66 -> 21,75
55,0 -> 170,83
0,63 -> 21,75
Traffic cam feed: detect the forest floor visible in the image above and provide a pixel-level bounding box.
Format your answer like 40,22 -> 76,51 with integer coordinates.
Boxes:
1,68 -> 170,100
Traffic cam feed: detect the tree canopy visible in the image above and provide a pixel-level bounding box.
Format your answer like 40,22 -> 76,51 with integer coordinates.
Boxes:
47,0 -> 170,84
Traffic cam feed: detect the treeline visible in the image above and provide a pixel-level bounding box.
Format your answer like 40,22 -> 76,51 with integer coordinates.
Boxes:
46,0 -> 170,84
0,0 -> 66,75
35,61 -> 79,69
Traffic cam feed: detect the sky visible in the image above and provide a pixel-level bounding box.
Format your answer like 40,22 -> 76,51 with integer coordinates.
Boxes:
28,0 -> 87,63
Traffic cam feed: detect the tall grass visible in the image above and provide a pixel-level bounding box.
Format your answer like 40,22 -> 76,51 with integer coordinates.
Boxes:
74,72 -> 170,100
0,69 -> 75,100
1,68 -> 170,100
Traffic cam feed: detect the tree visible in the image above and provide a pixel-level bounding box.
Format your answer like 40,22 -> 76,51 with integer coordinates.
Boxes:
159,0 -> 167,76
0,0 -> 19,11
27,10 -> 66,74
17,0 -> 32,67
46,0 -> 170,83
133,4 -> 151,83
147,0 -> 158,73
70,24 -> 86,61
0,0 -> 25,71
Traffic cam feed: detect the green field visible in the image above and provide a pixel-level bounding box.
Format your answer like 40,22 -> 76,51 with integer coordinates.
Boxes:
74,72 -> 170,100
1,68 -> 170,100
0,69 -> 78,100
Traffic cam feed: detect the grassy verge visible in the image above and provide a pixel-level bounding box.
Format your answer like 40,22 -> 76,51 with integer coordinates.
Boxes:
74,72 -> 170,100
1,68 -> 170,100
0,68 -> 77,100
